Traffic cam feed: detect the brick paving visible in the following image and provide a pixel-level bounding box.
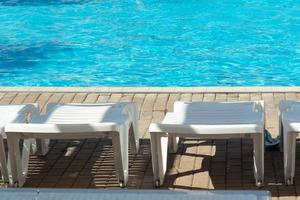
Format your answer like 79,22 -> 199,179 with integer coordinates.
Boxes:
0,91 -> 300,199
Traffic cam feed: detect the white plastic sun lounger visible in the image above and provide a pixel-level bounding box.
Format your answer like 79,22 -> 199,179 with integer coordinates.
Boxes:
5,102 -> 139,187
0,104 -> 38,185
149,101 -> 265,187
279,100 -> 300,185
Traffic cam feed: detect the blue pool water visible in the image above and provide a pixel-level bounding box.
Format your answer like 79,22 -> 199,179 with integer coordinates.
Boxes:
1,0 -> 300,86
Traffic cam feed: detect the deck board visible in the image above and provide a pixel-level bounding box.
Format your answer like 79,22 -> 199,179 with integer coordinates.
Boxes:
0,91 -> 300,199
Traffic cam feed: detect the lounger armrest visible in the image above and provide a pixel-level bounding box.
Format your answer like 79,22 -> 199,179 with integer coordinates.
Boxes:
254,101 -> 264,112
5,122 -> 126,134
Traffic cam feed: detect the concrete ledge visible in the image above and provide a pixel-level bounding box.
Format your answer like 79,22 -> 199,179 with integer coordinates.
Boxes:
0,87 -> 300,93
1,86 -> 300,93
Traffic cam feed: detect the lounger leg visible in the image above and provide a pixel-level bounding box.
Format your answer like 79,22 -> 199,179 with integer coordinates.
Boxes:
7,134 -> 24,187
279,115 -> 283,152
129,123 -> 139,154
253,132 -> 264,187
150,132 -> 168,187
36,139 -> 50,156
21,139 -> 34,178
168,135 -> 179,153
111,125 -> 129,187
7,134 -> 17,186
127,103 -> 139,154
0,135 -> 9,184
283,130 -> 297,185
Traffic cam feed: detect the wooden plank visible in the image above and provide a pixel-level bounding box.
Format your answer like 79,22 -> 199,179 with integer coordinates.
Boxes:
180,93 -> 192,101
238,93 -> 250,101
0,93 -> 6,101
41,93 -> 64,113
151,111 -> 165,124
269,93 -> 284,137
209,140 -> 226,189
35,93 -> 53,113
141,119 -> 156,138
203,93 -> 216,102
72,93 -> 88,103
47,93 -> 64,104
140,94 -> 157,138
227,93 -> 238,101
250,93 -> 262,101
60,93 -> 76,103
192,140 -> 213,189
174,140 -> 198,189
97,93 -> 111,103
153,94 -> 169,111
215,93 -> 227,102
120,94 -> 134,102
262,93 -> 276,136
132,93 -> 146,118
23,93 -> 41,104
140,94 -> 157,119
108,93 -> 122,102
262,93 -> 274,105
273,93 -> 285,106
166,94 -> 180,112
10,92 -> 29,104
84,93 -> 99,103
191,93 -> 204,101
0,93 -> 18,104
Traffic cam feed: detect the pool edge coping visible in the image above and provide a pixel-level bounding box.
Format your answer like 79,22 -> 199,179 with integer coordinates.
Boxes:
1,87 -> 300,93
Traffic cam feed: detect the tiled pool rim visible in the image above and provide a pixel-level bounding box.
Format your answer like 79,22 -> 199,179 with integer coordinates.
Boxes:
1,87 -> 300,93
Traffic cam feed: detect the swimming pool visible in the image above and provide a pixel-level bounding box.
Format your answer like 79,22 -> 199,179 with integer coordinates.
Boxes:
1,0 -> 300,86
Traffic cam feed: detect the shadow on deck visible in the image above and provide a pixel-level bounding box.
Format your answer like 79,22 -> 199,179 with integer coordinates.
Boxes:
17,138 -> 298,199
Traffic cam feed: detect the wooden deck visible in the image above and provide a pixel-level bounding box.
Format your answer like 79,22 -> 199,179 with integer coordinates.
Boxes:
0,91 -> 299,200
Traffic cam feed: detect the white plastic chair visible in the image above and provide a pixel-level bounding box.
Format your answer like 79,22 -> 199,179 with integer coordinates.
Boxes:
0,104 -> 38,185
149,101 -> 265,187
279,100 -> 300,185
5,102 -> 139,187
